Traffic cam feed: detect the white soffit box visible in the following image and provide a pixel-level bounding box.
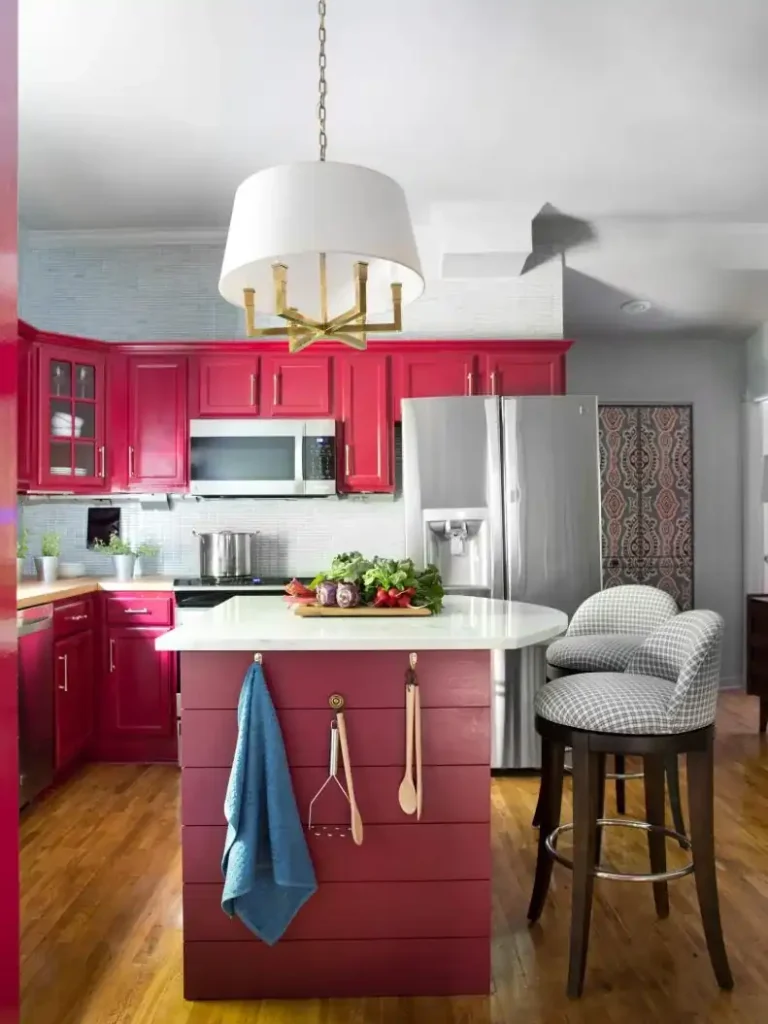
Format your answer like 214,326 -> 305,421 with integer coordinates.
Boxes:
432,202 -> 534,280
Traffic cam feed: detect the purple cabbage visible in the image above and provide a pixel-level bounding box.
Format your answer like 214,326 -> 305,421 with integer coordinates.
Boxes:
336,582 -> 360,609
315,581 -> 338,606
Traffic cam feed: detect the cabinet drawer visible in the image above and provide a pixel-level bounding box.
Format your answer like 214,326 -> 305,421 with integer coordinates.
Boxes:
105,593 -> 173,627
54,597 -> 93,638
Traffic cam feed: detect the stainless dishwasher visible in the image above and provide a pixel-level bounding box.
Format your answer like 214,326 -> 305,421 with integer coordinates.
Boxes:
18,604 -> 54,809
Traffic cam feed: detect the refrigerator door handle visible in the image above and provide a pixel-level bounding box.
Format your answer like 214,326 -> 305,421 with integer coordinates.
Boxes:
486,397 -> 505,600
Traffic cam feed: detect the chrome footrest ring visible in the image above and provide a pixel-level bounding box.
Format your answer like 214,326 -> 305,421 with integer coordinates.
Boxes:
605,770 -> 645,781
545,817 -> 693,883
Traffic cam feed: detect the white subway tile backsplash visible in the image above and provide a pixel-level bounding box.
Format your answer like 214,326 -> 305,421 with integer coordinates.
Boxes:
20,497 -> 405,578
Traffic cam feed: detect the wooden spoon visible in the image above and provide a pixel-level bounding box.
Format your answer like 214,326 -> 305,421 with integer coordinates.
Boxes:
398,684 -> 418,815
414,682 -> 423,820
335,711 -> 364,846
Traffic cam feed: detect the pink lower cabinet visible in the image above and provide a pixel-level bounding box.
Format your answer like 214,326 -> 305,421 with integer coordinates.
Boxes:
95,592 -> 178,763
179,649 -> 492,1000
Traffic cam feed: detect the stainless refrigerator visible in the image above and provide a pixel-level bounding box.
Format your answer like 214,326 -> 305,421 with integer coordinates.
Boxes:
402,395 -> 602,769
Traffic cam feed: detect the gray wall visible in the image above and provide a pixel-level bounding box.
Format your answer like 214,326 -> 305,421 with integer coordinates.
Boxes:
568,336 -> 745,685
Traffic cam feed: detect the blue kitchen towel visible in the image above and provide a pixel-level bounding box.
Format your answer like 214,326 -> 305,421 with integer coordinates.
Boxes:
221,661 -> 317,944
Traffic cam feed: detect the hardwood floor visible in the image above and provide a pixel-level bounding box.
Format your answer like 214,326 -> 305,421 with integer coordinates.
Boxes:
20,694 -> 768,1023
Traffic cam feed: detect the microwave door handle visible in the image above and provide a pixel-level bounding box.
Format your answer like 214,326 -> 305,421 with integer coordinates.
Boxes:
296,428 -> 306,494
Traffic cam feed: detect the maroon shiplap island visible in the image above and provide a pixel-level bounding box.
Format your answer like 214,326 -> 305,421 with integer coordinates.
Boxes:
156,595 -> 567,1001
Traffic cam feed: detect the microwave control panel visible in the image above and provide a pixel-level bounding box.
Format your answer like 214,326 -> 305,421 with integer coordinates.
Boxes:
303,436 -> 336,481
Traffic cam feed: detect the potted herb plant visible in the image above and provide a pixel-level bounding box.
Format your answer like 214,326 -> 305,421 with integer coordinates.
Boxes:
35,532 -> 61,584
135,541 -> 160,578
17,527 -> 28,584
92,535 -> 159,582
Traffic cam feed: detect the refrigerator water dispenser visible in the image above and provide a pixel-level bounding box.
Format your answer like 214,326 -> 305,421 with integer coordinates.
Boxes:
424,510 -> 491,594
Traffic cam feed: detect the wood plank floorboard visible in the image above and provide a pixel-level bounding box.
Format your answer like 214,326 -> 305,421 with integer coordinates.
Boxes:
20,694 -> 768,1023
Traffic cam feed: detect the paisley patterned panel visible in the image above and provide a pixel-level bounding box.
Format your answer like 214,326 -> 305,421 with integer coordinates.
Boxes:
598,405 -> 640,559
599,405 -> 693,611
603,557 -> 693,610
639,405 -> 692,561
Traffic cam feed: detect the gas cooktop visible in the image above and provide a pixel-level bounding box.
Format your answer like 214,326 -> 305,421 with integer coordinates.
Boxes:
173,576 -> 311,589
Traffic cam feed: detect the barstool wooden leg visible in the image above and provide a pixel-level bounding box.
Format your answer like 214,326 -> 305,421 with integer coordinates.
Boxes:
614,754 -> 626,814
643,754 -> 670,919
568,734 -> 600,999
665,753 -> 687,838
532,777 -> 543,829
594,752 -> 607,869
528,736 -> 565,923
687,736 -> 734,990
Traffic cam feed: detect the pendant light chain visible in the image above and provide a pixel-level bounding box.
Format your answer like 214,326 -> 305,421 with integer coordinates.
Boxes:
318,0 -> 328,161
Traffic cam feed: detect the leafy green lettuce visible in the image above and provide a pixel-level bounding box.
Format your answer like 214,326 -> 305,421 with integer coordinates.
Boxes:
311,552 -> 445,613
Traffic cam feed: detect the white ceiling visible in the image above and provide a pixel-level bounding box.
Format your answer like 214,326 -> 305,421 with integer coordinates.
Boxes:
18,0 -> 768,338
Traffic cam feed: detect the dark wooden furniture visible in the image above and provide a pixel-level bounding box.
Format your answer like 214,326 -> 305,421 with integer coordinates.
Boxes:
529,719 -> 732,999
746,595 -> 768,731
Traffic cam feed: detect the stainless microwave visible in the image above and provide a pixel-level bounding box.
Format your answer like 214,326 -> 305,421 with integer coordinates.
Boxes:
189,419 -> 337,496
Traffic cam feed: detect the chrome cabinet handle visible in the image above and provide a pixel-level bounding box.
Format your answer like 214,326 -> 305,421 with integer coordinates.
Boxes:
345,444 -> 351,477
273,373 -> 280,407
109,639 -> 116,672
67,614 -> 88,622
490,371 -> 497,396
124,607 -> 149,615
466,372 -> 474,396
128,446 -> 135,478
98,445 -> 106,478
58,654 -> 68,692
250,374 -> 257,407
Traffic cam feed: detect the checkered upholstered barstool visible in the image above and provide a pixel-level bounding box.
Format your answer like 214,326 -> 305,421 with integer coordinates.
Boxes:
543,585 -> 680,824
529,610 -> 732,998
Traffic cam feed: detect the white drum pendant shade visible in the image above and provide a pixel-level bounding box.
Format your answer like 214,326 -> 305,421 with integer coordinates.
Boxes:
219,161 -> 424,321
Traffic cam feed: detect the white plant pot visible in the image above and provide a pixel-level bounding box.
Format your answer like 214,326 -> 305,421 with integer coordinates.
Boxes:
34,556 -> 59,584
17,558 -> 25,584
112,554 -> 136,582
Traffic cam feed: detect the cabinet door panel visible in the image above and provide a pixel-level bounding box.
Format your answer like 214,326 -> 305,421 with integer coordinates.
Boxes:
394,352 -> 476,419
198,355 -> 259,416
54,629 -> 94,771
38,345 -> 107,491
107,627 -> 176,737
127,356 -> 188,489
261,355 -> 333,417
338,353 -> 393,492
483,352 -> 564,396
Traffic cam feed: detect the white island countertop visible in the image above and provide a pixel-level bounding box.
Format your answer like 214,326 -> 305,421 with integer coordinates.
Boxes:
155,595 -> 568,652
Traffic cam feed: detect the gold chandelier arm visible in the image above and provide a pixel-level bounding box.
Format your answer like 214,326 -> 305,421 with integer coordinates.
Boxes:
319,253 -> 329,323
327,305 -> 363,332
273,263 -> 289,315
288,328 -> 323,354
282,307 -> 324,329
355,262 -> 368,319
338,283 -> 402,333
243,289 -> 297,337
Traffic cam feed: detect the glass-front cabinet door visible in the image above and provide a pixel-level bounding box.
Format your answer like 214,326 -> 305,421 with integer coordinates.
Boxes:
38,346 -> 107,490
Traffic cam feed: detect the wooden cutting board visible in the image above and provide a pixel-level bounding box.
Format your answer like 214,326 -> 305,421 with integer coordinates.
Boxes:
294,603 -> 432,617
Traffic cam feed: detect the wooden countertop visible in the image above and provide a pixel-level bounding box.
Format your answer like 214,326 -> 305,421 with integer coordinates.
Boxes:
17,576 -> 176,609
